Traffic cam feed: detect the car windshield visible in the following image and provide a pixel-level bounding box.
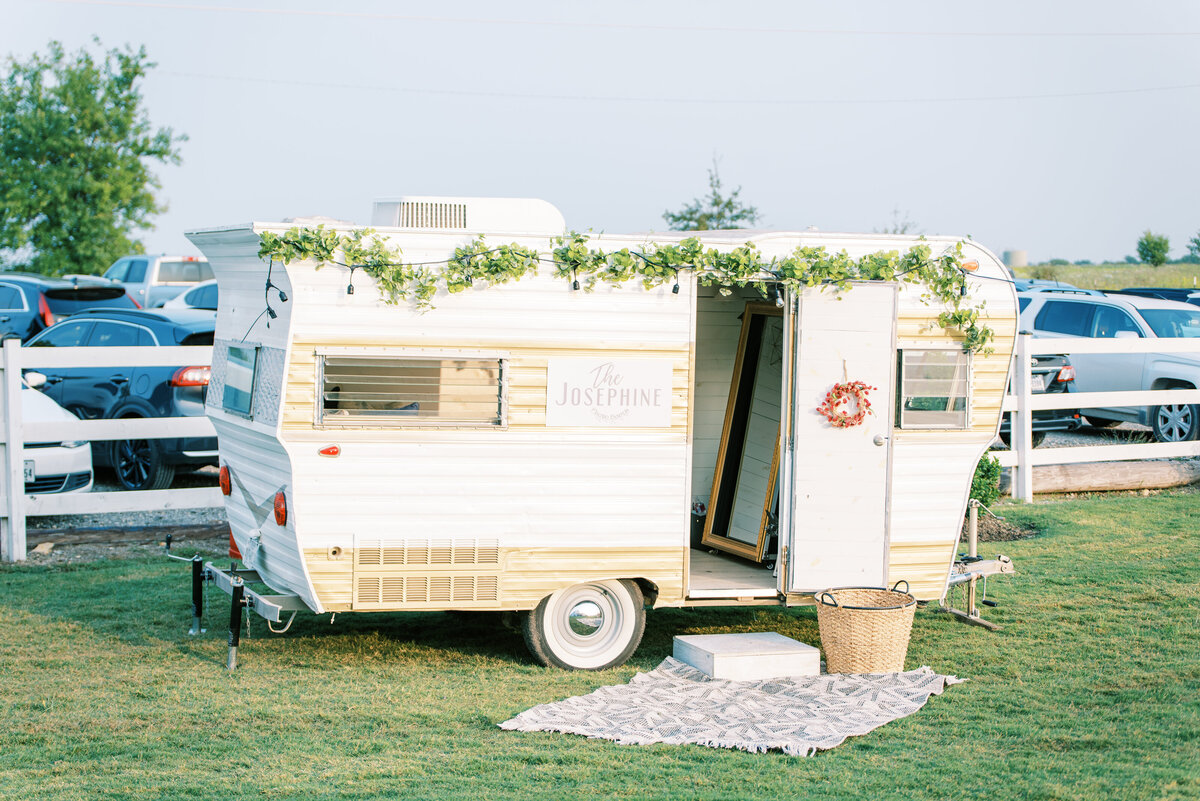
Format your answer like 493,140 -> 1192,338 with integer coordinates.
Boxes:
1139,309 -> 1200,338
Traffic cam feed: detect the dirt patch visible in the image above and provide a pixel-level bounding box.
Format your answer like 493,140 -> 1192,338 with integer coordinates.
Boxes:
962,515 -> 1038,543
22,525 -> 231,567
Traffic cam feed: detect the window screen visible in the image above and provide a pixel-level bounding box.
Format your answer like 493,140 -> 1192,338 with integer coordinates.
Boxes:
319,355 -> 505,427
898,349 -> 970,429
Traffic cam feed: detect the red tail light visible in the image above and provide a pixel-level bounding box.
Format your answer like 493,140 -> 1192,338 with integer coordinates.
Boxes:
38,294 -> 54,327
218,465 -> 231,496
319,445 -> 340,457
274,491 -> 287,526
1057,366 -> 1075,382
170,366 -> 211,386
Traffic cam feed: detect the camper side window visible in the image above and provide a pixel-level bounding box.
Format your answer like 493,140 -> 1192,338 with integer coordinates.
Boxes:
897,349 -> 970,429
318,355 -> 506,427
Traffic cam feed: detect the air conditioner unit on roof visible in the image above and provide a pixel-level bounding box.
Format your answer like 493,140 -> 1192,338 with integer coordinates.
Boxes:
370,196 -> 566,236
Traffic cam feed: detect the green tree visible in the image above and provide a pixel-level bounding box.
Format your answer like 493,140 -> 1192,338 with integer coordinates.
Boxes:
0,40 -> 184,276
663,159 -> 760,231
1135,230 -> 1170,267
1186,231 -> 1200,264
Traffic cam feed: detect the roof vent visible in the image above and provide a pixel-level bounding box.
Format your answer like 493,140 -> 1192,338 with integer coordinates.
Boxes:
371,196 -> 566,236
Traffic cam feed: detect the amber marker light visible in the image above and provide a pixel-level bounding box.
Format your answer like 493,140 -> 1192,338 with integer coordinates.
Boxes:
960,260 -> 980,272
219,465 -> 231,496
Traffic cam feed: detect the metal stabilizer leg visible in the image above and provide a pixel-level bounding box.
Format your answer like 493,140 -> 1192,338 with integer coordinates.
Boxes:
189,555 -> 206,635
227,577 -> 245,671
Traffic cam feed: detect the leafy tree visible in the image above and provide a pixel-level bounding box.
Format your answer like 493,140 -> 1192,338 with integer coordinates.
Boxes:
0,40 -> 184,276
663,159 -> 760,231
875,208 -> 920,235
1186,231 -> 1200,264
1136,230 -> 1170,267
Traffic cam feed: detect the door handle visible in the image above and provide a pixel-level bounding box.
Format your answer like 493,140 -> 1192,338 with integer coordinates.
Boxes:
873,434 -> 888,446
110,375 -> 129,384
43,375 -> 62,385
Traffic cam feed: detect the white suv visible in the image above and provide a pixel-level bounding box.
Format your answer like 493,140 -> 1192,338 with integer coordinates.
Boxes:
102,255 -> 214,308
1018,290 -> 1200,442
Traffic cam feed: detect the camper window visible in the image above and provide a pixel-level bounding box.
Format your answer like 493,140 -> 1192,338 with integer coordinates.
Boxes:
318,355 -> 506,427
223,345 -> 259,417
897,349 -> 970,429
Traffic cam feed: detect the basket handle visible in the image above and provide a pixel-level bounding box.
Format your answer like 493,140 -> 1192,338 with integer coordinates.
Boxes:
819,591 -> 839,607
891,579 -> 910,594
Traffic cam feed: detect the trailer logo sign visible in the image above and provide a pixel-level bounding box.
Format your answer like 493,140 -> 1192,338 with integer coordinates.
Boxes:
546,359 -> 673,427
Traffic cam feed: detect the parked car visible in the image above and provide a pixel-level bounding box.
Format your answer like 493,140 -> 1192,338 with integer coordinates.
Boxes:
160,279 -> 218,310
1018,290 -> 1200,442
998,353 -> 1081,448
101,254 -> 214,308
1110,287 -> 1200,307
0,273 -> 139,342
24,308 -> 217,490
21,378 -> 93,494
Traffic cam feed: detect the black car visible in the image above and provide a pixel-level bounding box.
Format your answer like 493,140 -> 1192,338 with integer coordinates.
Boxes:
0,272 -> 140,342
1110,287 -> 1200,307
999,353 -> 1081,448
24,308 -> 217,490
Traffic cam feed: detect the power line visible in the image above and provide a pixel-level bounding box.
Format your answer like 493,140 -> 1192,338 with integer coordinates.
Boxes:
160,70 -> 1200,106
38,0 -> 1200,38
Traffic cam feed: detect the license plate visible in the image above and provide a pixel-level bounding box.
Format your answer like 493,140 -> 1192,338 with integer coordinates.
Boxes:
1030,374 -> 1046,392
23,460 -> 35,482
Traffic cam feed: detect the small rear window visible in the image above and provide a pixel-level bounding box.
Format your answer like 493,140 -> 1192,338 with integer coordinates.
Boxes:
158,259 -> 213,283
44,287 -> 137,315
0,284 -> 26,311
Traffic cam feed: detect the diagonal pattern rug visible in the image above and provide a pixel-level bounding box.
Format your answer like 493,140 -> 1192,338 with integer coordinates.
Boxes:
499,657 -> 964,756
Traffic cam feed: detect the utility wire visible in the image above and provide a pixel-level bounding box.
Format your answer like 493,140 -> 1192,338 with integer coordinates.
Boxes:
160,70 -> 1200,106
36,0 -> 1200,38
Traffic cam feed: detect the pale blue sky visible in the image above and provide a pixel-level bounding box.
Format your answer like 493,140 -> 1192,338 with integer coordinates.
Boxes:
7,0 -> 1200,264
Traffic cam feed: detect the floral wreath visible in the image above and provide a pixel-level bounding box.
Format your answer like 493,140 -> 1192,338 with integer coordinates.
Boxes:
817,380 -> 877,428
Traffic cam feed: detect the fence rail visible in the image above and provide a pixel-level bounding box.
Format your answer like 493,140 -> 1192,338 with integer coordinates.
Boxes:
0,339 -> 219,562
998,333 -> 1200,500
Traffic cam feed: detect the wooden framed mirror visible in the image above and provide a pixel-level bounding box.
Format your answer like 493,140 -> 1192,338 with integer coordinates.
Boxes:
700,302 -> 784,562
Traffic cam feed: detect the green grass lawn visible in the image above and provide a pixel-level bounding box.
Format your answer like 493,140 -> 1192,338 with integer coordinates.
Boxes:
1014,262 -> 1200,292
2,494 -> 1199,801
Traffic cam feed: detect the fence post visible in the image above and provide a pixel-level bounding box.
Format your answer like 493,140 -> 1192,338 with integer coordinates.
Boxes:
1011,332 -> 1034,502
1,337 -> 25,562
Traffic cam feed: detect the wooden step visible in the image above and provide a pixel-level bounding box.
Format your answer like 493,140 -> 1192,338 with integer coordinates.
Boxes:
673,632 -> 821,680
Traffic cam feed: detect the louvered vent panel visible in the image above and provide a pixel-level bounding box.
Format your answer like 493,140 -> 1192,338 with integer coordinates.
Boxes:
359,576 -> 380,603
477,576 -> 498,600
357,539 -> 501,566
405,577 -> 429,603
382,577 -> 404,603
398,202 -> 468,229
430,576 -> 453,603
355,574 -> 500,606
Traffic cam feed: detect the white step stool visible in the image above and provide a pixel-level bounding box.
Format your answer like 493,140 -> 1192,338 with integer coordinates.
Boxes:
673,632 -> 821,680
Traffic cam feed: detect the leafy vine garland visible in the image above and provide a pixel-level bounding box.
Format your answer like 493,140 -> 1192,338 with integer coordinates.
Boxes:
257,226 -> 995,353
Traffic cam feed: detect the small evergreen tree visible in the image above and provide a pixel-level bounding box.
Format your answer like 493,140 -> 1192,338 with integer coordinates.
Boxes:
664,159 -> 760,231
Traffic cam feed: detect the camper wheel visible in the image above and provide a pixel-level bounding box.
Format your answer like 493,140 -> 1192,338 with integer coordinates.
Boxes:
521,580 -> 645,671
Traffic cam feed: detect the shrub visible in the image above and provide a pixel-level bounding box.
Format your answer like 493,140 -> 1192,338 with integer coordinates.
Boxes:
1074,259 -> 1093,265
1137,230 -> 1170,267
1048,258 -> 1070,266
1029,265 -> 1060,280
970,454 -> 1002,508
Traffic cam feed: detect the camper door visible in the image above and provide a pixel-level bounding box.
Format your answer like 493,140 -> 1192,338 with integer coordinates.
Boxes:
784,283 -> 897,593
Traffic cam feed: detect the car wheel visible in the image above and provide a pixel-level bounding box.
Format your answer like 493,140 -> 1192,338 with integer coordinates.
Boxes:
113,429 -> 176,491
521,579 -> 645,670
1083,416 -> 1122,429
998,430 -> 1047,448
1151,403 -> 1200,443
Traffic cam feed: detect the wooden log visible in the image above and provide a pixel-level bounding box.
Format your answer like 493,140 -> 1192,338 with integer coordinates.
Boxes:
1001,460 -> 1200,494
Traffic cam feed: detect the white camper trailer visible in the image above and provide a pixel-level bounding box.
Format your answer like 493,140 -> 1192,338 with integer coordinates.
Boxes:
186,197 -> 1018,670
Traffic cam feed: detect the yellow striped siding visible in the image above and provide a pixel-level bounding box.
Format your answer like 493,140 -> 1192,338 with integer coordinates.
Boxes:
888,541 -> 958,600
303,546 -> 686,611
283,338 -> 690,432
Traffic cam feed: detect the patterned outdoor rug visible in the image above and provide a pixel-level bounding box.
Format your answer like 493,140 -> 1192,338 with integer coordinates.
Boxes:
499,657 -> 965,756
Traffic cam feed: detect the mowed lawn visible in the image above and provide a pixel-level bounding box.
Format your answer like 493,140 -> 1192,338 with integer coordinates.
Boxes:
1,494 -> 1198,801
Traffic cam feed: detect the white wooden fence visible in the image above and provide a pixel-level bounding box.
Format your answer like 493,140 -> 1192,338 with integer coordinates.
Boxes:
2,333 -> 1199,561
0,338 -> 220,562
999,333 -> 1200,502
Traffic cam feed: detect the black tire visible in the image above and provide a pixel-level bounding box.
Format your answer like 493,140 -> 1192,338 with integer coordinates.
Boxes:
113,432 -> 176,491
1083,416 -> 1122,429
1151,403 -> 1200,443
521,579 -> 646,670
998,430 -> 1046,448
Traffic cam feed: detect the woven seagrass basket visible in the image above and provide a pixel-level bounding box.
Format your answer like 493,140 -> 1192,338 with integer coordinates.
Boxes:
815,581 -> 917,674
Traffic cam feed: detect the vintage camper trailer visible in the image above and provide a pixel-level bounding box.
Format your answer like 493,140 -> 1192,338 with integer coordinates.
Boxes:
186,197 -> 1018,670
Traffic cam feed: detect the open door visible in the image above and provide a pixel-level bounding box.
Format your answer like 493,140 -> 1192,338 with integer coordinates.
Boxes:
785,283 -> 897,593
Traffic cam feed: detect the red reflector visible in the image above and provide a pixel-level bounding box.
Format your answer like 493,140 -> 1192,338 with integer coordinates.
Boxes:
38,294 -> 53,328
274,491 -> 287,526
228,529 -> 241,559
218,465 -> 231,496
1057,366 -> 1075,382
170,366 -> 211,386
319,445 -> 340,457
